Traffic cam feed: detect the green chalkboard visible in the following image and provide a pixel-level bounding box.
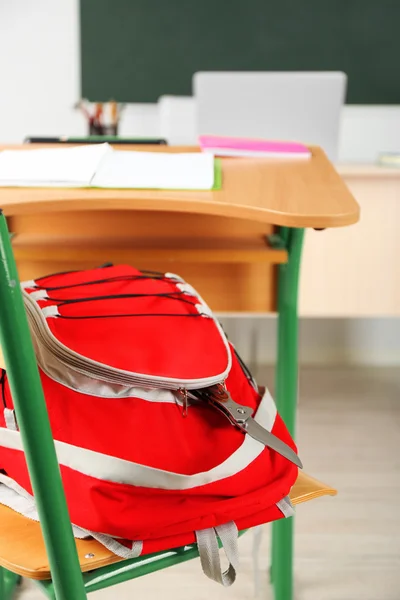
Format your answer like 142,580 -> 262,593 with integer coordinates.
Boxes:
80,0 -> 400,104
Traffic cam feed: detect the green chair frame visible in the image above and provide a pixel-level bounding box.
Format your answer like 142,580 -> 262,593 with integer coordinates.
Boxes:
0,209 -> 304,600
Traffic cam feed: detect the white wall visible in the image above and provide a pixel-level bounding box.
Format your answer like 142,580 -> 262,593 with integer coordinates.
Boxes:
339,106 -> 400,163
0,1 -> 161,143
219,316 -> 400,367
119,105 -> 159,138
0,0 -> 84,143
1,1 -> 399,366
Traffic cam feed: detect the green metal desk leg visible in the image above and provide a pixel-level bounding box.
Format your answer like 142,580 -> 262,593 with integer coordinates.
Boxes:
0,212 -> 87,600
0,568 -> 21,599
271,227 -> 304,600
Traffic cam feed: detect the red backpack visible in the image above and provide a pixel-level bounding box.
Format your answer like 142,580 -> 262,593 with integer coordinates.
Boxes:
0,264 -> 300,586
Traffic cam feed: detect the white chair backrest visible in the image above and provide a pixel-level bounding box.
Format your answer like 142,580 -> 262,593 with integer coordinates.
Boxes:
193,72 -> 347,161
158,96 -> 197,145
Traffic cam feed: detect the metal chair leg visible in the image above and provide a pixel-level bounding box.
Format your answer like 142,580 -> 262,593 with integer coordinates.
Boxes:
0,212 -> 87,600
0,568 -> 21,600
270,227 -> 304,600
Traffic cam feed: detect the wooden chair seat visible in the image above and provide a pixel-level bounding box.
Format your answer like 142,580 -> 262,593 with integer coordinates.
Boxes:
0,471 -> 336,580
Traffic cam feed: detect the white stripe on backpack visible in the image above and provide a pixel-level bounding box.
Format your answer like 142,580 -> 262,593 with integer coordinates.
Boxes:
0,388 -> 277,490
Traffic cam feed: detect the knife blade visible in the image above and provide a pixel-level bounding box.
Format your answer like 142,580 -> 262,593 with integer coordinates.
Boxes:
193,385 -> 302,469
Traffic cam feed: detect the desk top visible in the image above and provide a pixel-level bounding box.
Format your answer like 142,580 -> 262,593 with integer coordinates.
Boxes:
0,145 -> 359,228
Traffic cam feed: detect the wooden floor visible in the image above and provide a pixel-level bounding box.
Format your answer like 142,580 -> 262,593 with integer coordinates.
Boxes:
18,367 -> 400,599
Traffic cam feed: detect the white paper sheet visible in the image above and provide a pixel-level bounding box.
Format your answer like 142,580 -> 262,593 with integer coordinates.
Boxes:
0,143 -> 112,187
0,145 -> 215,190
92,150 -> 215,190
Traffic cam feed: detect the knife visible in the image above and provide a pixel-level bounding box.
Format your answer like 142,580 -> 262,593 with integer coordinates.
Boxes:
193,384 -> 302,469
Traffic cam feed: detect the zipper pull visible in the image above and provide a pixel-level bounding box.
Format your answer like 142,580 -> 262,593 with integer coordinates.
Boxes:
176,388 -> 189,418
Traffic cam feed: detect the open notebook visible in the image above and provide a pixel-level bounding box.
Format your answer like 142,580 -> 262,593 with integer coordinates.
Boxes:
0,143 -> 218,190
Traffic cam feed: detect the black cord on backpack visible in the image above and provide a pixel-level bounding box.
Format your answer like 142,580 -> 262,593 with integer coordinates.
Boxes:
50,291 -> 197,309
0,370 -> 7,409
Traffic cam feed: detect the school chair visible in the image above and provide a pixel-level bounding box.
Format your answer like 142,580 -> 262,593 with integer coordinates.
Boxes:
0,211 -> 336,599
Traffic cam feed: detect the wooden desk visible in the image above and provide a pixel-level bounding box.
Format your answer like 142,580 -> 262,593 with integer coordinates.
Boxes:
0,145 -> 357,227
0,145 -> 358,313
0,144 -> 359,600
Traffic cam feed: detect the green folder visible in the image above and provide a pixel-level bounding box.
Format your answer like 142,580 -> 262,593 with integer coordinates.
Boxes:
213,158 -> 222,190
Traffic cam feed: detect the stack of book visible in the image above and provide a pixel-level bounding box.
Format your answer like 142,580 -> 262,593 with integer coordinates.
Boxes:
199,135 -> 311,159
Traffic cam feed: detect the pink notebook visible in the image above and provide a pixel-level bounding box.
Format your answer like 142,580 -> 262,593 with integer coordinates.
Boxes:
199,135 -> 311,159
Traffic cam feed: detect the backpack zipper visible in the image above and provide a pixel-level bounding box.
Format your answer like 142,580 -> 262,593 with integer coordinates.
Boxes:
23,288 -> 232,391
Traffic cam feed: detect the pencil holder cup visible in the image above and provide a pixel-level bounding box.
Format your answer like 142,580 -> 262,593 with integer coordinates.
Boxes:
89,123 -> 118,136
